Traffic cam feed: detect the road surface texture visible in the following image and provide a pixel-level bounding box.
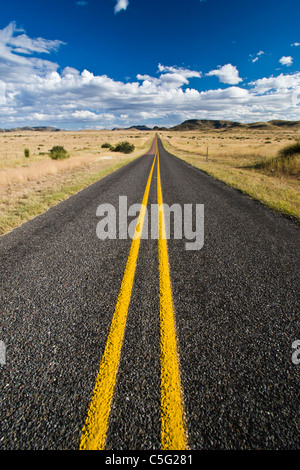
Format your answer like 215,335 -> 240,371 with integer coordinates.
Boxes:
0,137 -> 299,450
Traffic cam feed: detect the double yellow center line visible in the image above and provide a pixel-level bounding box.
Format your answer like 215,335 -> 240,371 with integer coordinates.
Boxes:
79,139 -> 188,450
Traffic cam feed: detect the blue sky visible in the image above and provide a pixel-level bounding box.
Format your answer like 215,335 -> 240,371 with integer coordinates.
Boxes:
0,0 -> 300,129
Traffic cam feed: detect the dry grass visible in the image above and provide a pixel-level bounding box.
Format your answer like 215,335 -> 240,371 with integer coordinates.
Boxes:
159,127 -> 300,222
0,130 -> 155,235
0,130 -> 153,183
253,140 -> 300,177
1,127 -> 299,235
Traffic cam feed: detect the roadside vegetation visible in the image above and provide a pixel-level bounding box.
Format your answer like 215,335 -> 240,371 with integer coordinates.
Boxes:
0,130 -> 153,235
253,140 -> 300,177
1,127 -> 299,235
101,140 -> 135,153
112,141 -> 135,154
49,145 -> 70,160
160,129 -> 300,222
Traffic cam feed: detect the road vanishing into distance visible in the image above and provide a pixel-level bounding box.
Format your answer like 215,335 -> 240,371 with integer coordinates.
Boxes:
0,137 -> 299,451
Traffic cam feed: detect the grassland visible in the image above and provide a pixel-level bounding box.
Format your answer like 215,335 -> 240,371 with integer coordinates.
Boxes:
1,126 -> 299,236
0,130 -> 155,235
159,127 -> 300,222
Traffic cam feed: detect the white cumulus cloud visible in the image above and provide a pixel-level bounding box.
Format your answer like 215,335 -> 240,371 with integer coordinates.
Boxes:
0,21 -> 64,56
279,56 -> 293,66
206,64 -> 242,85
114,0 -> 129,13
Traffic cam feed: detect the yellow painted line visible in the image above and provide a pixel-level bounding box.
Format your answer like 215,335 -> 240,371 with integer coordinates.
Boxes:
79,151 -> 157,450
157,143 -> 188,450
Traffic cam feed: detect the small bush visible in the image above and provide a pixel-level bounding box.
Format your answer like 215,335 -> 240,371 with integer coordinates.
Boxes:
24,148 -> 30,158
101,142 -> 113,149
113,141 -> 135,154
49,145 -> 70,160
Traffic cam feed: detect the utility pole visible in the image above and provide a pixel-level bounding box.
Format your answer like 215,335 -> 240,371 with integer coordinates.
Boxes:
206,147 -> 209,162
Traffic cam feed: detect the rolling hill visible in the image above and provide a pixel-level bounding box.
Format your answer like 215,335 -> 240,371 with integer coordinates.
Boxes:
169,119 -> 300,131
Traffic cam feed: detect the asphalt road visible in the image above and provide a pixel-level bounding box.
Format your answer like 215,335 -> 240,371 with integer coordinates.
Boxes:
0,137 -> 299,450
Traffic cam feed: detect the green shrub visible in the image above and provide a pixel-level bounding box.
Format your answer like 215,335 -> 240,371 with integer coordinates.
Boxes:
49,145 -> 70,160
113,141 -> 135,154
24,148 -> 30,158
101,142 -> 113,149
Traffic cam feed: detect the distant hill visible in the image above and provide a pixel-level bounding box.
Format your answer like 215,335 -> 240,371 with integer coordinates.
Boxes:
268,120 -> 300,128
0,126 -> 61,133
129,125 -> 152,131
169,119 -> 300,131
170,119 -> 244,131
246,122 -> 270,129
1,120 -> 299,134
112,125 -> 152,131
114,119 -> 300,132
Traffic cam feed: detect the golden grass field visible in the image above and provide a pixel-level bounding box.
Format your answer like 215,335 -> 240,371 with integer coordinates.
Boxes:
0,130 -> 155,235
0,126 -> 299,236
159,126 -> 300,222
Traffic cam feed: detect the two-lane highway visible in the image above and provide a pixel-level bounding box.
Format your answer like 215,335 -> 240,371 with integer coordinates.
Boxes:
0,137 -> 299,450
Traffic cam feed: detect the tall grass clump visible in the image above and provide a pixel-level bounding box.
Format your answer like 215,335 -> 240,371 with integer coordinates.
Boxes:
254,140 -> 300,177
49,145 -> 70,160
278,140 -> 300,158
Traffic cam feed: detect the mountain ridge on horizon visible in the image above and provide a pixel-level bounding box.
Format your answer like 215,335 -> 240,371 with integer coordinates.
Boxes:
111,119 -> 300,131
1,119 -> 300,133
